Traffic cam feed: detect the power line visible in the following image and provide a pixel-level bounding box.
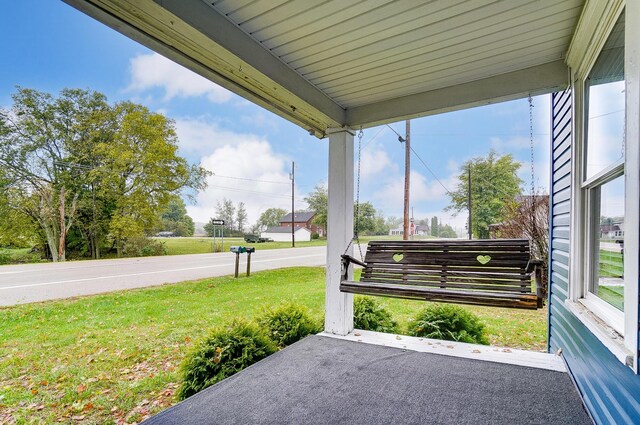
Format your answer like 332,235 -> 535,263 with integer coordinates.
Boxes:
409,146 -> 452,195
385,124 -> 405,142
362,126 -> 387,150
211,174 -> 290,185
387,123 -> 452,195
208,184 -> 291,199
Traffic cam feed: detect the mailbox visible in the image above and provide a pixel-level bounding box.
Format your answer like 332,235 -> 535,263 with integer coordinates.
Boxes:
230,246 -> 255,277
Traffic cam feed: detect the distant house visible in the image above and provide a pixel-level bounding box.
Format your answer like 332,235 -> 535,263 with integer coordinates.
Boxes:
389,224 -> 429,236
279,211 -> 324,237
261,226 -> 312,242
600,223 -> 625,239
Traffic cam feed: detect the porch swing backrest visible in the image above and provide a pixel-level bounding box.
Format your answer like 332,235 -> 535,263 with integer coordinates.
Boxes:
340,239 -> 545,310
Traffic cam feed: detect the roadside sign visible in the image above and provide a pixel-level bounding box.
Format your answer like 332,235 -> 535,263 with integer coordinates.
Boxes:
212,219 -> 225,226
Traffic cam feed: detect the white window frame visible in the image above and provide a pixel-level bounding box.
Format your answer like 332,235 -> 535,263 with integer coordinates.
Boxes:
566,1 -> 639,371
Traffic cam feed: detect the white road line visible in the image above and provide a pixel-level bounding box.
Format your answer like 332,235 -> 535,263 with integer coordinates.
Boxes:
0,254 -> 324,290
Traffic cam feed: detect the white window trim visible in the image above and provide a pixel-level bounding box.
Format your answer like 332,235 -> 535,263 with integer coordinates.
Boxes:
567,1 -> 639,372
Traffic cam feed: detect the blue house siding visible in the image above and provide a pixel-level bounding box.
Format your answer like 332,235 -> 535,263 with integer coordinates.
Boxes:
548,89 -> 640,424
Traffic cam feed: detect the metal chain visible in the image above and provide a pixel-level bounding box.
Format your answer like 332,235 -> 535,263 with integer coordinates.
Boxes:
344,129 -> 364,260
622,103 -> 626,159
528,94 -> 535,195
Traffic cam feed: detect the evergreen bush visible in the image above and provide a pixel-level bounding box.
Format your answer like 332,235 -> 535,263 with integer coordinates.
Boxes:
257,303 -> 321,348
353,296 -> 399,333
407,304 -> 489,345
178,320 -> 276,400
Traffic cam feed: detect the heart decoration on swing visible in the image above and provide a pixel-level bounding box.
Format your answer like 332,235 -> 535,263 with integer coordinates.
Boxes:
476,255 -> 491,265
392,253 -> 404,262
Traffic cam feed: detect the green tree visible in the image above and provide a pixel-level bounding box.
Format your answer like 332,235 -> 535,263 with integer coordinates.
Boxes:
159,196 -> 195,237
354,201 -> 377,235
215,199 -> 236,232
0,173 -> 39,248
303,184 -> 327,230
439,224 -> 458,238
431,217 -> 439,237
236,202 -> 248,233
204,217 -> 221,237
0,87 -> 208,260
446,150 -> 523,239
0,88 -> 109,261
257,207 -> 288,231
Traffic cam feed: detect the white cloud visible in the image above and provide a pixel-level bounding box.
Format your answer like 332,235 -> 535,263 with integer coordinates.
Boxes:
173,117 -> 260,157
127,53 -> 232,103
187,136 -> 300,228
360,143 -> 395,182
490,136 -> 531,150
373,170 -> 457,212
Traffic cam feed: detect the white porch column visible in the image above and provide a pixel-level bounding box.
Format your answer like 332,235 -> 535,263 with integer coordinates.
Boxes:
325,127 -> 354,335
624,1 -> 640,360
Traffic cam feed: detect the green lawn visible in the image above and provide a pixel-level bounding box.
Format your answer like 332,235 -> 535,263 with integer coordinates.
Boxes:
0,266 -> 547,423
157,237 -> 327,256
0,247 -> 43,265
599,249 -> 623,277
597,285 -> 624,311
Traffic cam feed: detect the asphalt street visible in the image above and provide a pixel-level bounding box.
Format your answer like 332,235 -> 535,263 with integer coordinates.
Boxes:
0,246 -> 326,306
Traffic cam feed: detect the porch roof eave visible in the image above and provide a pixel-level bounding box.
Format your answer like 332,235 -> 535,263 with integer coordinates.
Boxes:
63,0 -> 573,137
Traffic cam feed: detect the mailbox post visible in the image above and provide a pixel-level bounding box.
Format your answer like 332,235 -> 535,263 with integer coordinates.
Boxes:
230,246 -> 256,277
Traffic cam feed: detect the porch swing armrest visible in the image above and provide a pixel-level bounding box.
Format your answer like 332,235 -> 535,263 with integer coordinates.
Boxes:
526,259 -> 544,274
341,254 -> 367,268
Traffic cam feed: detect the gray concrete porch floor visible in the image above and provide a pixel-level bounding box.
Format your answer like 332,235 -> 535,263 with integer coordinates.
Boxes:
143,335 -> 591,425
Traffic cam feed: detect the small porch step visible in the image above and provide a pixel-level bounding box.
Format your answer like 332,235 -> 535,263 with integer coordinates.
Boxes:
320,329 -> 566,372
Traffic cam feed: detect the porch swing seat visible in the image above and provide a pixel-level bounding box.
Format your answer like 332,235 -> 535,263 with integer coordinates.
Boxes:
340,239 -> 546,310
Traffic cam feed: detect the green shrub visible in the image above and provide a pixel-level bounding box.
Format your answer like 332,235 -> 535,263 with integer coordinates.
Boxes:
407,304 -> 489,345
353,296 -> 399,333
0,250 -> 11,265
257,303 -> 321,348
121,237 -> 166,257
311,233 -> 320,240
178,320 -> 276,400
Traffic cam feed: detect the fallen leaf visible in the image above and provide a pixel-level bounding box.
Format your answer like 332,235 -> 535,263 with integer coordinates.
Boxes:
353,332 -> 361,337
395,335 -> 402,340
502,348 -> 512,353
472,349 -> 482,354
76,384 -> 86,393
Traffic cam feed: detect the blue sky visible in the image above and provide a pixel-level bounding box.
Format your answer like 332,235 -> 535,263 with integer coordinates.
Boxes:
1,1 -> 551,231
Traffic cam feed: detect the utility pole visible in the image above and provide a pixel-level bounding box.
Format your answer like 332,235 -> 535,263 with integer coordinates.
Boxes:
468,164 -> 472,240
290,161 -> 295,247
403,119 -> 411,241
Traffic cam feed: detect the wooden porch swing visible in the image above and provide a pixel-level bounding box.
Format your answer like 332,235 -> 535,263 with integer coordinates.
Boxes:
340,97 -> 547,310
340,239 -> 546,309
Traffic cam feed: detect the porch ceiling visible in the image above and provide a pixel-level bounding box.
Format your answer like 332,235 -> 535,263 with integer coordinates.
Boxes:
64,0 -> 584,137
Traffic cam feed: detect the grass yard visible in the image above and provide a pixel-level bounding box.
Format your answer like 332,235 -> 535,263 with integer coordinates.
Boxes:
0,248 -> 43,265
599,249 -> 623,278
0,267 -> 547,424
157,237 -> 327,256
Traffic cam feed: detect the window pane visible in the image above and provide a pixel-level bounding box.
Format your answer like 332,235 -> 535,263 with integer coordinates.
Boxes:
593,175 -> 625,311
585,11 -> 625,180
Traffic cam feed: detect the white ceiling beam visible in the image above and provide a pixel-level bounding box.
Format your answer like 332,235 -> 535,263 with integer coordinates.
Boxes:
63,0 -> 344,137
156,0 -> 344,124
346,60 -> 569,129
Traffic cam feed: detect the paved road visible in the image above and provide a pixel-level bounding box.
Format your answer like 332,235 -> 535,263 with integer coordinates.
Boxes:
0,246 -> 326,306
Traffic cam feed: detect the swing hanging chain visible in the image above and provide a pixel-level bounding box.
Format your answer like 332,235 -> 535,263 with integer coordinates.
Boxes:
528,94 -> 535,196
344,129 -> 364,260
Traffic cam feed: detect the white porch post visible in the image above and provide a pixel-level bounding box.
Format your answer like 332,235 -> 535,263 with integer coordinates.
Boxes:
325,127 -> 354,335
625,1 -> 640,363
